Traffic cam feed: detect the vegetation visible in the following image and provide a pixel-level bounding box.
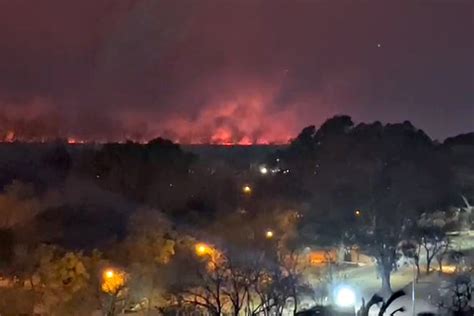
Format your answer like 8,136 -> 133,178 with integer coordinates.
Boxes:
0,116 -> 472,314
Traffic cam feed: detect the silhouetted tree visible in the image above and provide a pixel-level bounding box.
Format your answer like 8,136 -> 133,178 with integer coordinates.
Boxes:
275,116 -> 453,294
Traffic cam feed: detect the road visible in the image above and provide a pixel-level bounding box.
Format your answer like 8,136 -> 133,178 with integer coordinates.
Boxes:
343,265 -> 413,297
340,231 -> 474,298
303,264 -> 450,315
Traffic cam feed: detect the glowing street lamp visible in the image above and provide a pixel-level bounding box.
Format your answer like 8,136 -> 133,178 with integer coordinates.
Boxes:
242,185 -> 252,194
104,269 -> 114,279
265,230 -> 274,239
354,209 -> 361,216
195,243 -> 210,256
195,242 -> 223,271
259,166 -> 268,175
101,268 -> 126,295
334,285 -> 356,308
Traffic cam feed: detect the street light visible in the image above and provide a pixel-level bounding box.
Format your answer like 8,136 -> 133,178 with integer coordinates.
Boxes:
195,243 -> 210,256
195,242 -> 223,272
334,285 -> 356,308
101,268 -> 126,295
410,259 -> 417,316
242,185 -> 252,194
354,209 -> 361,216
104,269 -> 114,279
102,267 -> 126,316
259,166 -> 268,175
265,230 -> 274,239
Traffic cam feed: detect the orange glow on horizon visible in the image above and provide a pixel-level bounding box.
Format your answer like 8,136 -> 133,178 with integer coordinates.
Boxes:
159,83 -> 299,145
67,137 -> 86,145
0,138 -> 286,145
0,80 -> 307,145
0,89 -> 295,145
1,126 -> 289,145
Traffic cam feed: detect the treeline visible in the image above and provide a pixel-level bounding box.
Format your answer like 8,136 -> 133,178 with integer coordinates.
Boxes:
267,116 -> 473,294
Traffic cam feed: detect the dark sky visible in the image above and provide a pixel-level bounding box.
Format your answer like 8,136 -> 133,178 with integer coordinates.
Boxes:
0,0 -> 472,143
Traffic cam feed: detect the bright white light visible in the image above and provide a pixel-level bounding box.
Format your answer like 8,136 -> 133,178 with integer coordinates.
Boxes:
335,286 -> 356,307
265,230 -> 274,238
259,166 -> 268,175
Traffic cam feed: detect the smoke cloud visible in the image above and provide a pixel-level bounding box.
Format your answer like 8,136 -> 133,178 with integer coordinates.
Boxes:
0,0 -> 472,142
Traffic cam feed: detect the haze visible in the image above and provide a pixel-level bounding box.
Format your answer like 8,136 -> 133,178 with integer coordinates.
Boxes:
0,0 -> 472,143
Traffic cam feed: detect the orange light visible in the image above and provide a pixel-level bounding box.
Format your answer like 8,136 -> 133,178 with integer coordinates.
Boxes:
195,243 -> 209,256
101,268 -> 126,294
5,131 -> 15,142
440,265 -> 456,274
265,230 -> 274,239
242,185 -> 252,194
67,137 -> 86,145
104,269 -> 114,279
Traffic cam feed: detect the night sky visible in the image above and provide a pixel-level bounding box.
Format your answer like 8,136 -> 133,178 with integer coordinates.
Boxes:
0,0 -> 472,143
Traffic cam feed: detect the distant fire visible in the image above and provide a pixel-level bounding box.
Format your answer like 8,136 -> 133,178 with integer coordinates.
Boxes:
0,130 -> 88,144
5,131 -> 15,142
0,87 -> 300,145
159,85 -> 297,145
1,125 -> 290,146
0,129 -> 286,145
209,129 -> 269,146
67,138 -> 86,145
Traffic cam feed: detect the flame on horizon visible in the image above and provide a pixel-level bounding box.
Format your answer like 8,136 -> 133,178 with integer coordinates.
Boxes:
0,91 -> 301,145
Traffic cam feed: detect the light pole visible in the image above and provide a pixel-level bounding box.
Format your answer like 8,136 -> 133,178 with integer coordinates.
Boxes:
102,268 -> 126,316
411,260 -> 416,316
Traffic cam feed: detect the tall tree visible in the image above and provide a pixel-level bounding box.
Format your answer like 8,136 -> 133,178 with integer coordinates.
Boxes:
275,117 -> 452,294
